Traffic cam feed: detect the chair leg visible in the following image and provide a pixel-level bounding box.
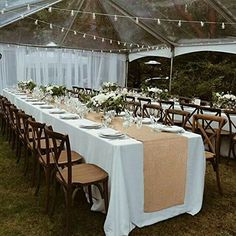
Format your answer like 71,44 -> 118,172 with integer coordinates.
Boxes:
35,164 -> 42,196
31,153 -> 37,187
215,166 -> 223,195
103,180 -> 109,213
50,180 -> 60,216
45,167 -> 51,213
210,160 -> 223,195
88,185 -> 93,207
65,188 -> 72,236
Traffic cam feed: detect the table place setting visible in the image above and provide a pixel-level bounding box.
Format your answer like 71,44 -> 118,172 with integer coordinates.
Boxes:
31,101 -> 46,105
39,104 -> 54,109
49,108 -> 66,114
98,129 -> 126,139
59,113 -> 80,120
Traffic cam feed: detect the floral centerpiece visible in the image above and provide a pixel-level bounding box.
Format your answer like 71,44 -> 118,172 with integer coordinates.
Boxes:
213,92 -> 236,109
18,80 -> 36,92
87,92 -> 125,114
40,85 -> 66,97
101,82 -> 118,92
145,87 -> 170,100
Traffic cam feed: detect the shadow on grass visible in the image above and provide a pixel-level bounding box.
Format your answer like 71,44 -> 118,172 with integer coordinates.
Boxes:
0,133 -> 235,236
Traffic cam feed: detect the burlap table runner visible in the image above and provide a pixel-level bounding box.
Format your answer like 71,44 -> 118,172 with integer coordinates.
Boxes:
86,112 -> 188,212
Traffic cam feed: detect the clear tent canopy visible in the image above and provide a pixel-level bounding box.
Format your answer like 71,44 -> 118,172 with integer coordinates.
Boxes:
0,0 -> 235,54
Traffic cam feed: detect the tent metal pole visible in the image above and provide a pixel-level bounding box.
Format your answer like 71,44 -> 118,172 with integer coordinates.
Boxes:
169,47 -> 174,94
125,53 -> 129,88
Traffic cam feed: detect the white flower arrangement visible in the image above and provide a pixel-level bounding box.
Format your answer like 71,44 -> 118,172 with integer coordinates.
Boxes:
213,92 -> 236,109
147,87 -> 163,94
87,92 -> 124,113
101,81 -> 118,92
18,80 -> 36,92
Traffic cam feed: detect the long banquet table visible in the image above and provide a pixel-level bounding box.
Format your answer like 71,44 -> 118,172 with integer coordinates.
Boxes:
3,89 -> 206,236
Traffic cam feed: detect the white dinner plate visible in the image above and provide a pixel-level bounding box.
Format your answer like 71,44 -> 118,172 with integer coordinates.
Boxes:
39,105 -> 54,109
80,124 -> 102,129
31,102 -> 46,105
26,98 -> 39,102
49,109 -> 66,114
59,114 -> 79,120
159,126 -> 185,133
99,130 -> 124,139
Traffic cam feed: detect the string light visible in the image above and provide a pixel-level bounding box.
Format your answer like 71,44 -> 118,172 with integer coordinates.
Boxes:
26,16 -> 169,53
27,4 -> 30,10
135,17 -> 139,24
5,3 -> 236,30
71,10 -> 74,16
92,12 -> 96,20
200,21 -> 204,27
222,22 -> 225,29
48,7 -> 52,13
178,20 -> 182,27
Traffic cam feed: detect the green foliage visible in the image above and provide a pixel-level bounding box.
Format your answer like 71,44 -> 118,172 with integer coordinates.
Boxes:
129,52 -> 236,101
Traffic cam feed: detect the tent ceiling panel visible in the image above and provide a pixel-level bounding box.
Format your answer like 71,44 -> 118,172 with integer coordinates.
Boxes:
0,0 -> 235,52
0,0 -> 62,28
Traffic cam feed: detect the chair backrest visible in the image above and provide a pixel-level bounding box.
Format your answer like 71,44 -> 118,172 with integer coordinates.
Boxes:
164,109 -> 190,128
137,97 -> 151,117
180,102 -> 200,129
159,100 -> 174,109
199,106 -> 221,116
45,126 -> 72,186
27,118 -> 46,156
143,103 -> 163,120
199,106 -> 222,131
9,105 -> 19,129
16,111 -> 31,140
224,110 -> 236,136
124,100 -> 140,117
192,114 -> 227,159
125,95 -> 135,102
179,96 -> 192,104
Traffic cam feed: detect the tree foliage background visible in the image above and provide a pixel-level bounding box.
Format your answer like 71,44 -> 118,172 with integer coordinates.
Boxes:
128,52 -> 236,101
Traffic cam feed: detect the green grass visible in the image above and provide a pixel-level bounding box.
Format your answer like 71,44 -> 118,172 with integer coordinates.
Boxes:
0,133 -> 236,236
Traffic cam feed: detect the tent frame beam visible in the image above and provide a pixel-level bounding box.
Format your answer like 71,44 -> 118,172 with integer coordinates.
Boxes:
0,0 -> 62,29
105,0 -> 174,48
59,0 -> 85,46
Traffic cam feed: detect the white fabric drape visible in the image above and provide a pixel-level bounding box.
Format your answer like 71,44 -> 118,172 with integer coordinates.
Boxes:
0,44 -> 126,93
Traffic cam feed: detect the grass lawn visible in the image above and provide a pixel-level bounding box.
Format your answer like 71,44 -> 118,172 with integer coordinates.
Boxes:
0,133 -> 235,236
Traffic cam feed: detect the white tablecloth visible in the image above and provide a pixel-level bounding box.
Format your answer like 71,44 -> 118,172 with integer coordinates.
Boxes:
3,89 -> 206,236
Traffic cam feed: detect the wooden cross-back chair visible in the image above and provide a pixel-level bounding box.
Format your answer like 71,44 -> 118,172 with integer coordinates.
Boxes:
136,97 -> 151,117
180,102 -> 200,130
44,126 -> 109,235
159,100 -> 175,121
164,109 -> 190,128
224,110 -> 236,159
15,111 -> 32,167
192,114 -> 227,194
143,103 -> 163,121
27,119 -> 82,213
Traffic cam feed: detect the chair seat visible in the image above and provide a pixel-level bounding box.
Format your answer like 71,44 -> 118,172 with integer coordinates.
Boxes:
39,150 -> 82,165
205,151 -> 215,159
57,163 -> 108,185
